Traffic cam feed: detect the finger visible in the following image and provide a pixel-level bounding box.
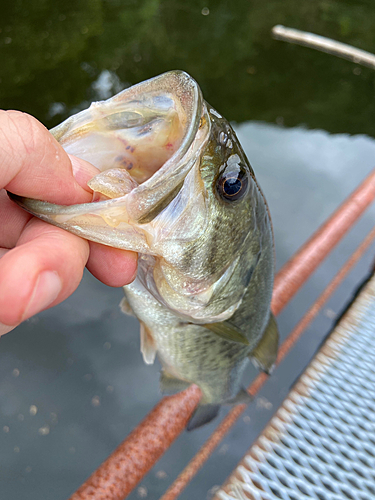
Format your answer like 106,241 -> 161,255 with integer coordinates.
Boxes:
0,110 -> 139,306
68,154 -> 99,194
87,242 -> 138,287
0,110 -> 97,203
1,189 -> 138,289
0,218 -> 89,327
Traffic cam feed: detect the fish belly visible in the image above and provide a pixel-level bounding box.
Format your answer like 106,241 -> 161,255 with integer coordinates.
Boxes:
123,278 -> 250,404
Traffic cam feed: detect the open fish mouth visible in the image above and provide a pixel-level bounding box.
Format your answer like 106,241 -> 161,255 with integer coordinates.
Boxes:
10,71 -> 210,253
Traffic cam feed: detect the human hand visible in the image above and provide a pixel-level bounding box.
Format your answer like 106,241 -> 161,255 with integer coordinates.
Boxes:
0,111 -> 138,336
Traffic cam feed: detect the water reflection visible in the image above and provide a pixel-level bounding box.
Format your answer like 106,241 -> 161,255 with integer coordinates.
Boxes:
1,0 -> 375,134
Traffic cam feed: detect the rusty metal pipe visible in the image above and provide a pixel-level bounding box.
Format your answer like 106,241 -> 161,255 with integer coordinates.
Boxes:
69,386 -> 201,500
272,167 -> 375,315
68,168 -> 375,500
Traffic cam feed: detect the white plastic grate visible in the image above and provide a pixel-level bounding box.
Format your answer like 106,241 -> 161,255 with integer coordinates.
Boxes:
214,275 -> 375,500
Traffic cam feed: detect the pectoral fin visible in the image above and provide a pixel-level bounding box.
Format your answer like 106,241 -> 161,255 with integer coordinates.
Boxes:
250,313 -> 279,374
202,322 -> 249,345
140,322 -> 157,365
187,404 -> 221,431
119,296 -> 134,316
159,370 -> 191,395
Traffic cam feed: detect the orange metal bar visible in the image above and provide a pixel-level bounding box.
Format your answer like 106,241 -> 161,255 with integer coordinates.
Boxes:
69,386 -> 201,500
68,168 -> 375,500
272,167 -> 375,314
160,224 -> 375,500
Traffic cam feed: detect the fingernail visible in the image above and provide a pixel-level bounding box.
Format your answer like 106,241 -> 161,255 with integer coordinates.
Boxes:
0,322 -> 15,337
70,155 -> 99,191
23,271 -> 62,320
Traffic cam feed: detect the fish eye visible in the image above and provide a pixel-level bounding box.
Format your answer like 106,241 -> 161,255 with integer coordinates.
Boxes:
216,168 -> 249,202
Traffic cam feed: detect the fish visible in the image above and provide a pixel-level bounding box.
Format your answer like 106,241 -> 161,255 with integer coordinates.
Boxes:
10,71 -> 278,430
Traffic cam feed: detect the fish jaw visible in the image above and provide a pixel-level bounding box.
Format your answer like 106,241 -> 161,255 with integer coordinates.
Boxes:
10,193 -> 152,253
10,71 -> 209,252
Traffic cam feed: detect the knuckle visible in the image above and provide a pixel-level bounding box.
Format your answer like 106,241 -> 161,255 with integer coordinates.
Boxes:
7,111 -> 47,156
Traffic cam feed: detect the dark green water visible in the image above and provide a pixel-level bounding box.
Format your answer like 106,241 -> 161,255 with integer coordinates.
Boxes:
2,2 -> 375,500
2,0 -> 375,134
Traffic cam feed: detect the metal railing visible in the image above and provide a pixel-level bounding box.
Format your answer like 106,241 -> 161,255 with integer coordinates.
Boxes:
68,168 -> 375,500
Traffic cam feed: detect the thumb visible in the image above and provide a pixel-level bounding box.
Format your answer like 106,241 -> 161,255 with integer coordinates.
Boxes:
2,110 -> 98,204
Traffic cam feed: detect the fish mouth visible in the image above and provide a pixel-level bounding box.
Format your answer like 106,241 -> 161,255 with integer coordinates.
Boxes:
10,71 -> 209,252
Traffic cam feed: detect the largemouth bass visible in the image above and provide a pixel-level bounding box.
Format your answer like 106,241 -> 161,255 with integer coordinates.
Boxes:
12,71 -> 278,430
